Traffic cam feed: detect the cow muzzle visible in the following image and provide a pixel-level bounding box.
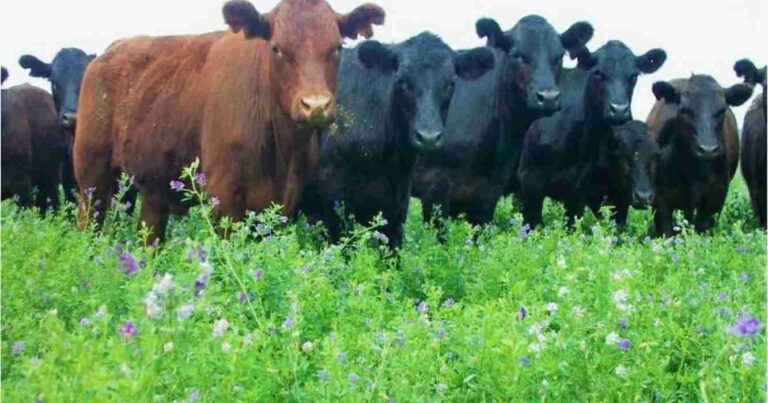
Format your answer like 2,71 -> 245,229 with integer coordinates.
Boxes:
293,93 -> 335,128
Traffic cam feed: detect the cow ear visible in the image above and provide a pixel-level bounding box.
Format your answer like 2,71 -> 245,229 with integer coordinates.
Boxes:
573,47 -> 597,70
637,49 -> 666,74
338,4 -> 385,40
652,81 -> 680,104
223,0 -> 271,40
1,67 -> 8,84
734,59 -> 758,84
476,18 -> 511,53
455,47 -> 495,80
88,54 -> 97,61
724,83 -> 753,107
357,41 -> 397,72
19,55 -> 52,78
560,21 -> 594,55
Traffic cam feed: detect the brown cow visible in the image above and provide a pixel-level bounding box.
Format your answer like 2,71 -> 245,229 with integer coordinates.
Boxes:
647,75 -> 753,236
734,59 -> 766,228
2,72 -> 68,210
74,0 -> 385,243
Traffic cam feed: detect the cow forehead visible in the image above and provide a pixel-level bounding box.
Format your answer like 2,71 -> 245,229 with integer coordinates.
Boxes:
679,76 -> 726,111
510,23 -> 562,55
271,0 -> 340,47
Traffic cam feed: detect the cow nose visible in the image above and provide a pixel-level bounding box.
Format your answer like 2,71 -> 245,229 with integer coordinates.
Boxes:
633,190 -> 654,206
609,103 -> 630,119
697,143 -> 720,156
60,113 -> 77,129
415,129 -> 444,150
300,95 -> 332,116
536,90 -> 560,106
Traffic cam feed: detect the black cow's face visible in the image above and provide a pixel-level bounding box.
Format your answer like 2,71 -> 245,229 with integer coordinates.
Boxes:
20,48 -> 94,131
358,33 -> 495,151
612,121 -> 659,209
653,76 -> 753,159
580,41 -> 666,125
476,16 -> 593,115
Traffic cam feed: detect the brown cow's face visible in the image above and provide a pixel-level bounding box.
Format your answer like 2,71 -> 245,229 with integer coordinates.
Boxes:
223,0 -> 385,129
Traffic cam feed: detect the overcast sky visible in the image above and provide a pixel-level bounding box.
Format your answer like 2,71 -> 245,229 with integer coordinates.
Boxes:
1,0 -> 765,123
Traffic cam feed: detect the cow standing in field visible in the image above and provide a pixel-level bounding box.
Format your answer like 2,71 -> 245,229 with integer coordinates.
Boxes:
20,48 -> 95,201
74,0 -> 385,243
1,69 -> 68,210
413,16 -> 594,226
519,41 -> 666,228
647,75 -> 753,236
587,120 -> 659,226
300,33 -> 495,248
734,59 -> 766,228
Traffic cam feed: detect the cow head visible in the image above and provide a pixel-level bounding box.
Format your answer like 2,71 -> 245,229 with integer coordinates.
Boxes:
578,41 -> 666,125
223,0 -> 385,129
652,75 -> 753,159
1,67 -> 7,85
19,48 -> 94,131
735,58 -> 767,105
357,33 -> 495,150
611,121 -> 659,209
476,16 -> 593,115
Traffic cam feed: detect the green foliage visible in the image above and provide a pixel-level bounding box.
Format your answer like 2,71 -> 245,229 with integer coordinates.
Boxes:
1,170 -> 765,402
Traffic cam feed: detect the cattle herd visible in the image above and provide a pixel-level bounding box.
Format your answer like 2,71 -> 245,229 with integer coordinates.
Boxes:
1,0 -> 766,248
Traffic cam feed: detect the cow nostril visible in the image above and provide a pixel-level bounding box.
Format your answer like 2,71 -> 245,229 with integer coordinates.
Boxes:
634,191 -> 654,204
536,90 -> 561,105
698,144 -> 720,155
610,103 -> 630,116
300,95 -> 332,115
416,129 -> 443,146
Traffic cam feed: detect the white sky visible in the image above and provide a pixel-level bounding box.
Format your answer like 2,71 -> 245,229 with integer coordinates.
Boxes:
2,0 -> 765,123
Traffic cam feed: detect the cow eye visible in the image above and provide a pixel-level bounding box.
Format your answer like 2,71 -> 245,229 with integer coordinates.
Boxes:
271,43 -> 282,57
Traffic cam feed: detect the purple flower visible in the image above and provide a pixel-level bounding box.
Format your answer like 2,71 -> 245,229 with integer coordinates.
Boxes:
718,292 -> 729,301
518,224 -> 531,240
337,351 -> 347,363
169,180 -> 184,191
253,269 -> 264,281
619,339 -> 631,350
118,252 -> 138,276
239,292 -> 248,302
739,272 -> 749,283
318,368 -> 330,381
186,246 -> 207,263
443,298 -> 455,308
435,327 -> 446,338
417,301 -> 429,314
194,264 -> 213,291
727,316 -> 762,337
518,307 -> 527,321
209,197 -> 220,207
372,231 -> 389,244
348,373 -> 359,383
79,317 -> 90,327
619,318 -> 628,330
119,320 -> 138,340
194,172 -> 207,186
282,315 -> 294,330
519,356 -> 531,366
11,341 -> 25,355
187,388 -> 199,402
84,187 -> 96,198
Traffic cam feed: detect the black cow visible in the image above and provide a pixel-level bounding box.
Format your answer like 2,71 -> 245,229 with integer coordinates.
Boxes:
647,75 -> 752,235
20,48 -> 94,200
2,76 -> 68,210
587,120 -> 659,226
735,59 -> 766,228
519,40 -> 666,228
1,67 -> 7,84
300,32 -> 495,248
413,16 -> 594,227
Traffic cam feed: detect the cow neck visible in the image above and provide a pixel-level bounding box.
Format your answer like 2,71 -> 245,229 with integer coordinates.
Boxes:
269,101 -> 319,182
493,75 -> 534,190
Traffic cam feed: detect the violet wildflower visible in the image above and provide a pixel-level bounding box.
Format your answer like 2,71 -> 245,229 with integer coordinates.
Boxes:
545,302 -> 558,314
282,315 -> 294,330
518,307 -> 527,321
253,269 -> 264,281
118,251 -> 138,276
302,341 -> 314,352
318,368 -> 330,381
619,318 -> 628,330
435,327 -> 446,338
177,303 -> 195,321
212,318 -> 229,338
209,197 -> 220,207
12,341 -> 25,355
619,339 -> 631,351
436,383 -> 448,393
739,272 -> 749,283
519,356 -> 531,366
518,224 -> 531,240
443,298 -> 455,308
614,364 -> 629,377
727,316 -> 762,337
95,305 -> 107,318
239,292 -> 248,302
606,332 -> 620,345
742,352 -> 756,366
79,317 -> 90,327
718,292 -> 729,301
187,388 -> 199,402
194,172 -> 207,186
119,320 -> 138,340
186,246 -> 206,263
348,373 -> 359,383
372,231 -> 389,244
169,180 -> 184,191
84,187 -> 96,198
337,351 -> 347,363
194,263 -> 214,292
417,301 -> 429,314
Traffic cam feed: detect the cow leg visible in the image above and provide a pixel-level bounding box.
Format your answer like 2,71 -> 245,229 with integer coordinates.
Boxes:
695,188 -> 727,234
520,177 -> 545,229
612,203 -> 629,227
565,199 -> 586,229
652,199 -> 674,237
138,191 -> 170,245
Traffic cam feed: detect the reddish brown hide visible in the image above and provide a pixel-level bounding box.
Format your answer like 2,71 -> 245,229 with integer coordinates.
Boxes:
74,0 -> 385,243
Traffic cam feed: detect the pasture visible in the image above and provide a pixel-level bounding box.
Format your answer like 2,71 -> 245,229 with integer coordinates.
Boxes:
1,170 -> 764,401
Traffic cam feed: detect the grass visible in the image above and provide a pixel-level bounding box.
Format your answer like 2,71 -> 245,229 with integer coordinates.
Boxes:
1,169 -> 765,402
